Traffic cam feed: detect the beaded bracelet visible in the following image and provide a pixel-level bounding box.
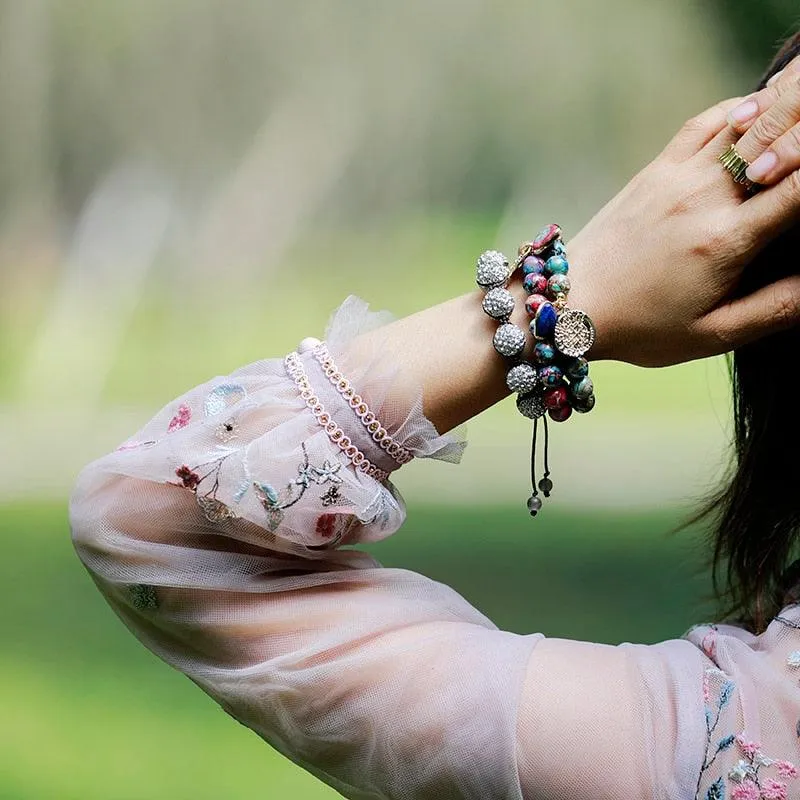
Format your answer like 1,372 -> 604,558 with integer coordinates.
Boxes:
476,224 -> 597,517
310,341 -> 415,467
284,351 -> 390,483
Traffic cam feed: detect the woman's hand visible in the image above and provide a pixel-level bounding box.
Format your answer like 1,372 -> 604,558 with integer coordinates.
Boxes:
567,66 -> 800,368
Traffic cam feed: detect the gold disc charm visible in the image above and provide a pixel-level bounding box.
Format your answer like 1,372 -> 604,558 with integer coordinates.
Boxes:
554,309 -> 596,358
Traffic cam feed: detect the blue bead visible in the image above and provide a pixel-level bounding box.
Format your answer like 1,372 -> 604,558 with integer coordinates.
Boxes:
564,357 -> 589,380
534,342 -> 556,364
545,255 -> 569,276
522,255 -> 546,275
538,364 -> 564,387
551,240 -> 567,257
533,302 -> 557,340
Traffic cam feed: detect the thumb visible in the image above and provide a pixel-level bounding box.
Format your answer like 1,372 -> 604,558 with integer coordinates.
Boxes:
700,274 -> 800,350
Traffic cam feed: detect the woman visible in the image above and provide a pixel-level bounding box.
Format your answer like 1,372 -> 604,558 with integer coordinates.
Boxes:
70,34 -> 800,800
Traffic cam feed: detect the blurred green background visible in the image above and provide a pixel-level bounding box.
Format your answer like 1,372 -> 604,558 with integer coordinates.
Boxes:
2,2 -> 798,798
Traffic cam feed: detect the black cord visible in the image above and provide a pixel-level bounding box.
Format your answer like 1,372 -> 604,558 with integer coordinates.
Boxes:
530,417 -> 539,496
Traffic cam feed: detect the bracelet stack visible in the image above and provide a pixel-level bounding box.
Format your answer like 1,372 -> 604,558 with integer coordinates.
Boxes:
476,224 -> 597,517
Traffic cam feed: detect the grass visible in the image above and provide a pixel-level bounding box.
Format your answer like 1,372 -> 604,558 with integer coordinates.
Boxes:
1,499 -> 717,799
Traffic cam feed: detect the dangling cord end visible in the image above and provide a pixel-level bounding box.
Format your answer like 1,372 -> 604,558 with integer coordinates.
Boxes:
538,415 -> 553,498
527,418 -> 543,517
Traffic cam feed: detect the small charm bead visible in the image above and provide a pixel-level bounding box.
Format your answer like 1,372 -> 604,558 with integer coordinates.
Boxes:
527,494 -> 543,516
532,224 -> 562,254
493,323 -> 526,358
551,239 -> 567,257
533,342 -> 556,364
538,477 -> 553,496
506,362 -> 539,394
564,356 -> 590,380
572,393 -> 596,413
548,404 -> 573,422
538,364 -> 564,387
533,302 -> 558,340
571,376 -> 594,400
523,272 -> 549,295
545,255 -> 569,276
554,309 -> 597,358
517,390 -> 546,419
522,255 -> 546,275
476,250 -> 511,291
547,274 -> 571,298
543,385 -> 569,410
525,293 -> 549,317
482,287 -> 515,320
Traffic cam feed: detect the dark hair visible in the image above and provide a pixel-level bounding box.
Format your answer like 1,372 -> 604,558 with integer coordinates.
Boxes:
696,32 -> 800,633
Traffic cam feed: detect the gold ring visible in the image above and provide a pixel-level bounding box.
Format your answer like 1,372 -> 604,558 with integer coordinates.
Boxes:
718,144 -> 759,193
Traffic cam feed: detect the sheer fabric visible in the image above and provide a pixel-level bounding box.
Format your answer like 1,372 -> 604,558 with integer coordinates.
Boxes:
70,295 -> 800,800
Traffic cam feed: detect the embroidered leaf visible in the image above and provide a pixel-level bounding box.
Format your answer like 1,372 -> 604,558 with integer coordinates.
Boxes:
705,777 -> 725,800
233,479 -> 250,503
717,734 -> 736,753
196,495 -> 237,524
264,507 -> 284,532
254,482 -> 280,507
204,383 -> 247,416
719,680 -> 735,708
706,707 -> 713,729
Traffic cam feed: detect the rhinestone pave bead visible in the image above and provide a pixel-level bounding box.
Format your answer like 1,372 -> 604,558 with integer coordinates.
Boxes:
517,390 -> 546,419
476,250 -> 511,291
493,323 -> 526,358
482,287 -> 515,320
506,362 -> 539,394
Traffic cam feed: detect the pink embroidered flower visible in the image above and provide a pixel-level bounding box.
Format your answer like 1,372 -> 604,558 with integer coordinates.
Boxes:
731,781 -> 760,800
168,404 -> 192,433
703,672 -> 710,703
175,465 -> 200,490
735,735 -> 762,760
762,778 -> 788,800
776,761 -> 798,779
702,630 -> 717,659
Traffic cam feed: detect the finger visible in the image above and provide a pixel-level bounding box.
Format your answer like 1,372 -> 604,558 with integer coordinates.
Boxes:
660,97 -> 744,163
700,274 -> 800,350
727,54 -> 800,133
741,121 -> 800,185
739,167 -> 800,240
734,75 -> 800,167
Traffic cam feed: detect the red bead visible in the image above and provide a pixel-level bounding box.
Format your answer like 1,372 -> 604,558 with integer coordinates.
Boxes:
525,293 -> 548,317
548,404 -> 573,422
543,386 -> 569,410
523,273 -> 548,295
532,224 -> 562,254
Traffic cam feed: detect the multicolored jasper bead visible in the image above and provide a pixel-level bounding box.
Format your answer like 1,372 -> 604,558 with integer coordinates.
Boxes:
476,250 -> 511,291
545,255 -> 569,276
532,302 -> 558,340
532,224 -> 562,254
482,287 -> 515,320
493,323 -> 526,358
522,255 -> 546,275
506,363 -> 539,394
525,293 -> 548,317
523,272 -> 548,295
570,376 -> 594,401
548,404 -> 573,422
547,274 -> 571,298
551,239 -> 567,257
564,356 -> 589,380
543,385 -> 569,410
533,342 -> 556,364
538,364 -> 564,387
572,393 -> 596,414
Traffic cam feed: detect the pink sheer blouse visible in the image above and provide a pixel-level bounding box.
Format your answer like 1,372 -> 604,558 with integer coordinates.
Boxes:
69,295 -> 800,800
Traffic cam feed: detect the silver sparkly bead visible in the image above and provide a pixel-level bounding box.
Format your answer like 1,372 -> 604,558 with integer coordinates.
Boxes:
506,362 -> 538,394
493,323 -> 526,358
476,250 -> 511,291
516,389 -> 546,419
482,287 -> 515,320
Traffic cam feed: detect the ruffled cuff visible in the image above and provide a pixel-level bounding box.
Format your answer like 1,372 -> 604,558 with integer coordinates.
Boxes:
300,294 -> 468,475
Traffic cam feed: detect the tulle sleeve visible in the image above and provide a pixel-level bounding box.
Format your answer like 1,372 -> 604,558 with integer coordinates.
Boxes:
70,294 -> 712,799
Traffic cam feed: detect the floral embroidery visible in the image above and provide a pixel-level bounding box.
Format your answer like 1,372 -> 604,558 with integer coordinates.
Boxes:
215,418 -> 239,442
129,583 -> 159,610
168,404 -> 192,433
176,465 -> 201,490
320,485 -> 355,508
695,667 -> 799,799
171,454 -> 238,523
204,383 -> 246,416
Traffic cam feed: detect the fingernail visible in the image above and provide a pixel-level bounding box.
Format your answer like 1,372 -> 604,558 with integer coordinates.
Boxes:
728,99 -> 759,126
767,69 -> 784,86
747,150 -> 778,182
